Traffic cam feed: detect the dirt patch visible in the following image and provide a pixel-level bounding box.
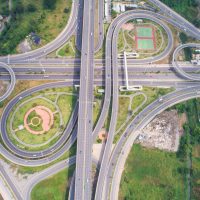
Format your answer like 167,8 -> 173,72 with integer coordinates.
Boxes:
0,80 -> 8,96
193,145 -> 200,158
24,106 -> 54,135
121,23 -> 134,31
98,129 -> 107,141
136,110 -> 185,152
178,113 -> 187,135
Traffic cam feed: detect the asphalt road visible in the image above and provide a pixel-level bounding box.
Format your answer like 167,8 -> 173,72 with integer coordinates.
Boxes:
173,43 -> 200,81
95,10 -> 174,200
0,82 -> 78,166
1,83 -> 78,159
96,0 -> 199,199
0,62 -> 16,102
74,0 -> 95,199
95,6 -> 200,200
0,0 -> 79,63
107,86 -> 200,200
1,0 -> 200,199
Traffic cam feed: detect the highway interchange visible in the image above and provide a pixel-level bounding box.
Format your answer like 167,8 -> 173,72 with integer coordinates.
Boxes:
0,0 -> 200,199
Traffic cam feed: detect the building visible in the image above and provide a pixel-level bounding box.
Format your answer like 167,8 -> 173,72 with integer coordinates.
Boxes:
112,2 -> 138,13
191,60 -> 200,66
30,33 -> 41,45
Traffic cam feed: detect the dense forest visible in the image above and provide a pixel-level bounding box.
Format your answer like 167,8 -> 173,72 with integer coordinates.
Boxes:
160,0 -> 200,27
0,0 -> 72,55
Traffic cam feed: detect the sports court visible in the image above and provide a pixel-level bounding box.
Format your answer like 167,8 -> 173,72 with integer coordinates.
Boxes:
137,39 -> 154,50
136,27 -> 153,37
135,26 -> 156,50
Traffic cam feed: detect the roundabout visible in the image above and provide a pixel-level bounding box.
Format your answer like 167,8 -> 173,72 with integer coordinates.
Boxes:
0,82 -> 78,161
9,96 -> 62,148
0,62 -> 16,102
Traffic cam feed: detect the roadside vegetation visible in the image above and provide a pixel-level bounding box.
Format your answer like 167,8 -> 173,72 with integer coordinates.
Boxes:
57,36 -> 80,58
173,99 -> 200,199
0,0 -> 72,55
179,32 -> 192,61
120,98 -> 200,199
160,0 -> 200,27
114,87 -> 173,142
6,87 -> 77,151
0,0 -> 9,15
117,20 -> 168,59
119,144 -> 187,199
31,166 -> 75,200
19,145 -> 76,174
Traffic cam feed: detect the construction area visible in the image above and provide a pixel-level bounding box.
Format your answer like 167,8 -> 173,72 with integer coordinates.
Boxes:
136,110 -> 187,152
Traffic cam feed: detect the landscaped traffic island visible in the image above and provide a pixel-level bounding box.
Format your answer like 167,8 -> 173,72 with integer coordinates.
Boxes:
6,87 -> 77,151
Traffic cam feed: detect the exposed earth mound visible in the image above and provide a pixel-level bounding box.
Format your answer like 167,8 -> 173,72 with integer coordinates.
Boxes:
136,110 -> 187,152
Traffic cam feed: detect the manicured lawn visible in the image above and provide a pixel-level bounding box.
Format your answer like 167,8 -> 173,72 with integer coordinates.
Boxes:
119,145 -> 186,200
31,166 -> 75,200
6,87 -> 77,150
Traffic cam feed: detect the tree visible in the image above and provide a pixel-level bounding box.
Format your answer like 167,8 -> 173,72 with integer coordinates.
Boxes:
0,101 -> 4,108
64,8 -> 69,13
13,2 -> 24,14
27,4 -> 37,12
43,0 -> 57,10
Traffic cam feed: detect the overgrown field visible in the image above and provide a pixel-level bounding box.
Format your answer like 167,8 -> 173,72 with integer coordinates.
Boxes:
0,0 -> 72,55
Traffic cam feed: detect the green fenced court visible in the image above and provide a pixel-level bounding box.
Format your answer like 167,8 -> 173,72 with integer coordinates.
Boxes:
137,39 -> 154,50
136,27 -> 153,37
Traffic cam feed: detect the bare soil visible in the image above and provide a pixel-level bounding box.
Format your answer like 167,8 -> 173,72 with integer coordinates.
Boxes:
136,110 -> 187,152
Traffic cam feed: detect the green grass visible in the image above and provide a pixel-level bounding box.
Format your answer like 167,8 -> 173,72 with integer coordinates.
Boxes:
57,94 -> 77,124
16,144 -> 76,174
0,0 -> 9,15
44,94 -> 58,102
116,97 -> 130,131
6,87 -> 77,151
27,111 -> 43,131
136,27 -> 153,37
137,39 -> 154,50
117,21 -> 168,58
160,0 -> 199,26
11,98 -> 57,128
119,144 -> 186,200
192,145 -> 200,199
93,101 -> 102,127
0,0 -> 72,55
57,36 -> 80,57
95,23 -> 110,59
131,94 -> 145,111
7,99 -> 60,144
114,87 -> 174,142
93,87 -> 104,127
31,165 -> 74,200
